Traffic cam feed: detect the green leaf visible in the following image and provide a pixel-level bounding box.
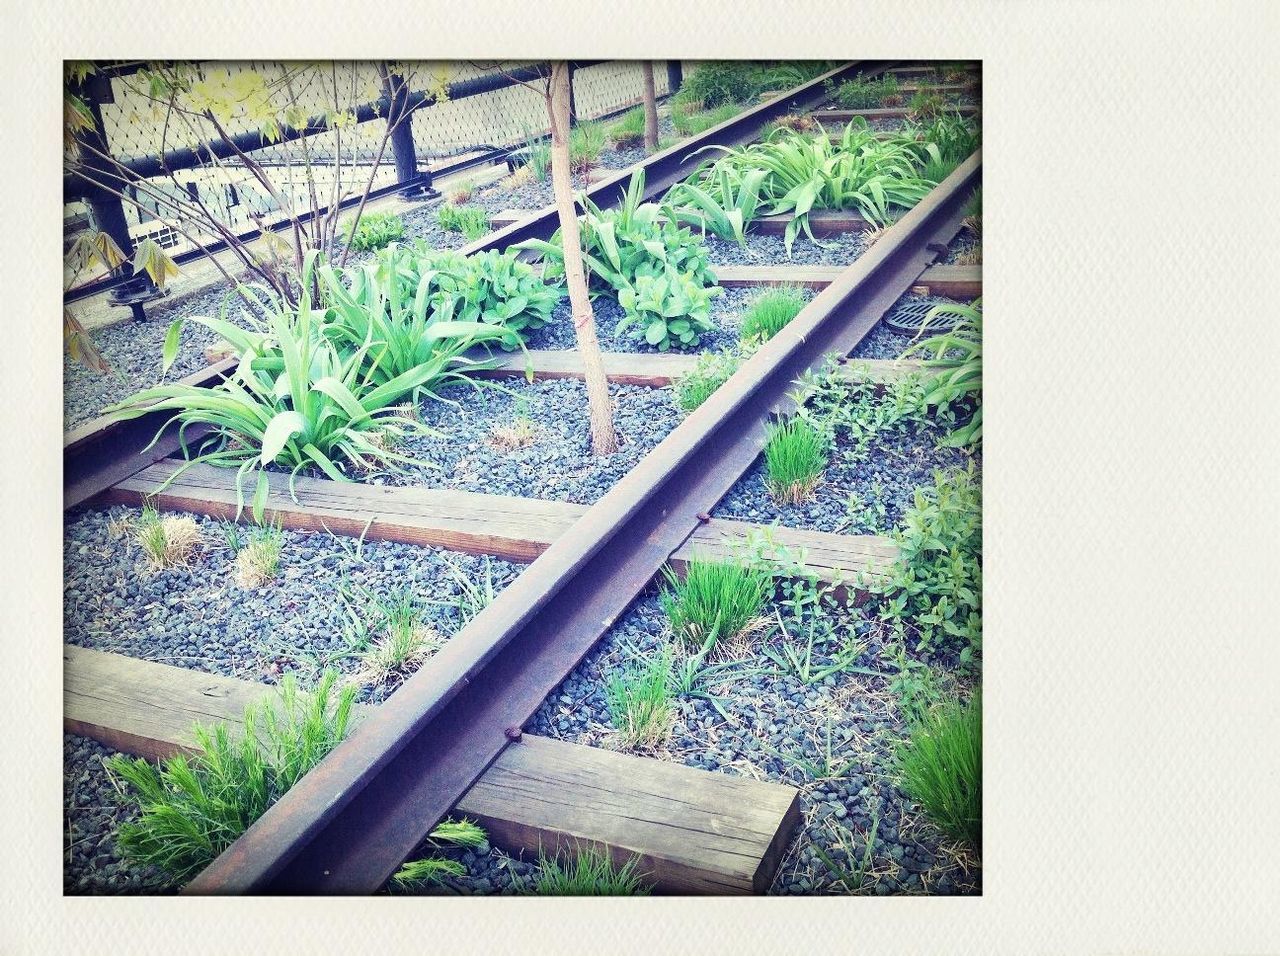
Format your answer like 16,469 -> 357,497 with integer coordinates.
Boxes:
260,411 -> 306,464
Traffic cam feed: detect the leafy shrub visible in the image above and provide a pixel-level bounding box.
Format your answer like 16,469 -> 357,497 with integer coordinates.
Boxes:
740,286 -> 806,343
899,299 -> 982,447
608,107 -> 645,147
519,845 -> 651,896
518,171 -> 721,350
106,256 -> 446,520
569,121 -> 606,172
436,203 -> 490,240
605,649 -> 674,750
827,74 -> 900,109
105,671 -> 356,883
908,111 -> 981,169
898,693 -> 982,851
876,465 -> 982,659
334,242 -> 560,348
764,417 -> 827,505
666,164 -> 767,247
660,557 -> 771,651
682,61 -> 763,108
343,211 -> 405,252
674,350 -> 740,411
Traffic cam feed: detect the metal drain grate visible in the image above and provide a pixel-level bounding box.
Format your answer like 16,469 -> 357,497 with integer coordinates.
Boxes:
884,300 -> 968,334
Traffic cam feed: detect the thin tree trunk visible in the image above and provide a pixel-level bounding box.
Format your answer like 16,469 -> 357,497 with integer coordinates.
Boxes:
548,62 -> 618,455
641,62 -> 660,152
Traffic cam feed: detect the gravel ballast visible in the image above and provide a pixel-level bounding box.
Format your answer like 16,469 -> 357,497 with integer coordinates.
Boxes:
398,593 -> 980,897
64,505 -> 521,701
386,377 -> 682,505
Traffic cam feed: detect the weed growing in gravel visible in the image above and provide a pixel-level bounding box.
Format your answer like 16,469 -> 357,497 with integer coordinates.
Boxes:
436,203 -> 491,240
233,520 -> 284,588
899,299 -> 982,447
569,121 -> 606,172
343,211 -> 405,252
764,417 -> 828,505
605,648 -> 674,751
814,811 -> 882,894
907,86 -> 948,124
955,244 -> 982,266
898,693 -> 982,852
674,350 -> 741,411
391,818 -> 488,889
134,504 -> 201,570
875,465 -> 982,660
352,588 -> 444,686
659,557 -> 772,651
445,178 -> 476,204
608,107 -> 645,148
437,555 -> 497,628
672,102 -> 739,137
489,401 -> 538,450
518,844 -> 651,896
105,671 -> 355,882
962,187 -> 982,239
740,286 -> 807,344
763,113 -> 817,136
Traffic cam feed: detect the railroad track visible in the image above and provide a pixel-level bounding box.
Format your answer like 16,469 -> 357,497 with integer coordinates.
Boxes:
63,60 -> 982,896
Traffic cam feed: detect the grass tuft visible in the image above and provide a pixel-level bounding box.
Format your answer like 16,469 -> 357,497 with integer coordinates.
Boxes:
232,521 -> 283,588
659,557 -> 772,651
739,286 -> 807,344
351,589 -> 443,686
605,649 -> 674,751
569,122 -> 606,173
898,694 -> 982,852
763,417 -> 827,505
519,844 -> 651,896
608,107 -> 645,148
445,178 -> 476,205
105,671 -> 355,882
436,203 -> 490,240
488,415 -> 537,451
134,504 -> 201,570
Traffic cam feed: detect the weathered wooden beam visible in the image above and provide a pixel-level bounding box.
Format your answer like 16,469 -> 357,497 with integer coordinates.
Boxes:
715,262 -> 980,297
64,644 -> 801,895
100,461 -> 899,588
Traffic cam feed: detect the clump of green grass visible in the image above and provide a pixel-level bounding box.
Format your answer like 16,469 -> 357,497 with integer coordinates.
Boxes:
907,86 -> 947,123
672,102 -> 739,137
605,649 -> 674,751
739,286 -> 807,344
763,417 -> 827,505
521,127 -> 552,182
569,121 -> 606,172
232,520 -> 283,588
134,503 -> 201,571
105,671 -> 355,883
674,350 -> 740,412
436,203 -> 490,240
898,693 -> 982,852
827,73 -> 900,110
343,211 -> 405,252
659,557 -> 772,651
518,844 -> 651,896
352,588 -> 444,686
608,107 -> 645,148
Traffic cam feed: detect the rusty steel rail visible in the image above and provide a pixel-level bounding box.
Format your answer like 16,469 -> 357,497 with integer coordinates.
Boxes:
184,149 -> 982,894
63,60 -> 899,510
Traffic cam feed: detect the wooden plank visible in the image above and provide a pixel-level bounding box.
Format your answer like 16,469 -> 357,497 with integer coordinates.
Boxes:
64,645 -> 800,895
460,734 -> 800,894
101,461 -> 897,587
715,263 -> 980,297
472,349 -> 698,387
491,207 -> 873,236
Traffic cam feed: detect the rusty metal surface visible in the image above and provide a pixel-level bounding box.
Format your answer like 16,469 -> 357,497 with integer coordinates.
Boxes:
184,147 -> 982,895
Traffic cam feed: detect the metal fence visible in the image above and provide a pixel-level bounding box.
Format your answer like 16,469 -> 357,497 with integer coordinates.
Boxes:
64,60 -> 681,303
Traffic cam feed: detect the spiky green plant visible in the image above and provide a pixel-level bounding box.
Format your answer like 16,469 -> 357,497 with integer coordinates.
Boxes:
520,127 -> 552,182
569,121 -> 606,172
105,671 -> 356,883
659,557 -> 772,650
898,693 -> 982,851
519,844 -> 651,896
899,298 -> 982,447
671,102 -> 740,137
763,417 -> 828,505
739,286 -> 807,343
608,107 -> 646,147
605,649 -> 674,751
436,203 -> 491,240
105,254 -> 454,521
673,350 -> 740,412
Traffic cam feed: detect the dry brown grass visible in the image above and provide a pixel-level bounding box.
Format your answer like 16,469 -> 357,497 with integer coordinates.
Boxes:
445,179 -> 475,204
135,511 -> 202,571
766,475 -> 822,507
488,417 -> 538,452
955,243 -> 982,266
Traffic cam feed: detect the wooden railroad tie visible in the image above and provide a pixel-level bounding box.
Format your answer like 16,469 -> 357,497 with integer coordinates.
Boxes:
65,645 -> 801,895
